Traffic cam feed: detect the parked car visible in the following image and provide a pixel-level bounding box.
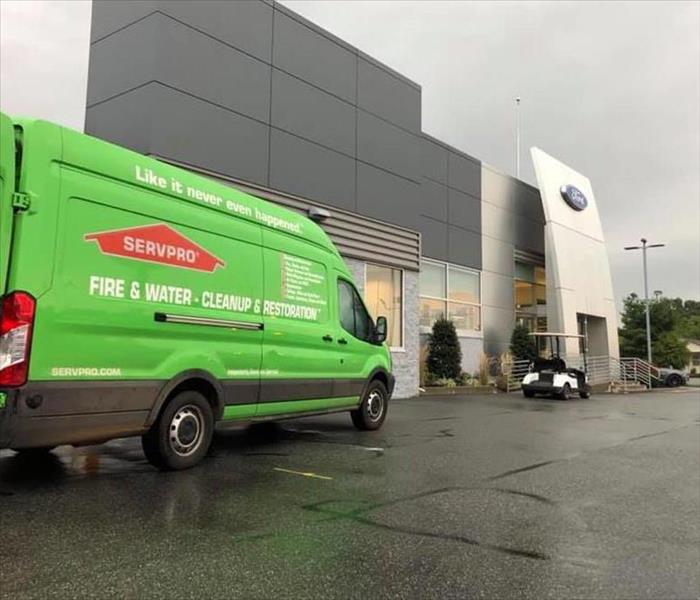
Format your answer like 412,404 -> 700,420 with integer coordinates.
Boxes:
654,368 -> 690,388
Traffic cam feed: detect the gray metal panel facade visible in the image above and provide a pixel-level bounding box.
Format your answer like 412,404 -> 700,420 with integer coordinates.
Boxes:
269,128 -> 355,211
271,70 -> 355,156
272,9 -> 357,103
480,163 -> 545,355
357,56 -> 421,131
163,159 -> 420,272
85,0 -> 537,279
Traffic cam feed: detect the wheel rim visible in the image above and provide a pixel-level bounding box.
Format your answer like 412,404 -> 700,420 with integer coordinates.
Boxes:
366,390 -> 384,421
563,384 -> 571,399
169,404 -> 205,457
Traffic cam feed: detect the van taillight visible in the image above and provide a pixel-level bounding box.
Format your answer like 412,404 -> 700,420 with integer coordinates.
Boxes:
0,292 -> 36,387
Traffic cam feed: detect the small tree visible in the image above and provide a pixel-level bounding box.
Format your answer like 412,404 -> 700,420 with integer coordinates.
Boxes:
427,318 -> 462,380
510,323 -> 537,362
653,332 -> 690,368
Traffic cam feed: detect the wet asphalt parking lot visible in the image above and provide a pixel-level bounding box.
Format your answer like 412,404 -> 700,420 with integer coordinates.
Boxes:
1,388 -> 699,600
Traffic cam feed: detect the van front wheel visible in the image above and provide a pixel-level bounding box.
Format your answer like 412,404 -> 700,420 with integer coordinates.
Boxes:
351,380 -> 388,431
142,391 -> 214,470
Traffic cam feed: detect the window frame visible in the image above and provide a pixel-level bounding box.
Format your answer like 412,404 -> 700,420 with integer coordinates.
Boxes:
363,262 -> 405,352
419,258 -> 482,336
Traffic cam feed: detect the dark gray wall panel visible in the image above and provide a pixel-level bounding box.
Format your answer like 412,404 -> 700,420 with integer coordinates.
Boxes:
421,179 -> 448,222
271,70 -> 355,156
421,136 -> 448,184
448,152 -> 481,197
270,129 -> 355,211
448,188 -> 480,234
87,14 -> 159,107
357,57 -> 420,131
357,112 -> 420,182
85,85 -> 156,154
513,216 -> 545,254
512,184 -> 544,222
89,13 -> 271,122
419,216 -> 448,262
150,85 -> 269,186
448,225 -> 482,270
90,0 -> 157,42
155,14 -> 270,122
159,0 -> 273,62
273,10 -> 356,103
356,163 -> 420,229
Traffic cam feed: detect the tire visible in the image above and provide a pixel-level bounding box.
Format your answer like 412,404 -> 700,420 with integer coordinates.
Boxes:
142,390 -> 214,471
579,387 -> 591,399
523,389 -> 535,398
666,374 -> 682,388
351,380 -> 389,431
558,383 -> 572,401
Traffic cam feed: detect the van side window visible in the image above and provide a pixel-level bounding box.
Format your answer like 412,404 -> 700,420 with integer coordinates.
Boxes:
339,280 -> 355,334
353,291 -> 371,341
338,279 -> 372,342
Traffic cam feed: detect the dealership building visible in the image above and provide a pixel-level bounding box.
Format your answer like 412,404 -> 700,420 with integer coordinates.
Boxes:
85,0 -> 618,398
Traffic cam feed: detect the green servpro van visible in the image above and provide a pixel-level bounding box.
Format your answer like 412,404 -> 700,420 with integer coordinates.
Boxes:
0,112 -> 393,470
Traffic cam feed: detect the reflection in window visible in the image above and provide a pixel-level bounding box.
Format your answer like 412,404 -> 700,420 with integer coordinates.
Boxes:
419,259 -> 481,331
365,264 -> 403,348
339,279 -> 373,343
515,260 -> 547,349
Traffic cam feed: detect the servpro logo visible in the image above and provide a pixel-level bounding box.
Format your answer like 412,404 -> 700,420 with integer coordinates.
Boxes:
84,224 -> 225,272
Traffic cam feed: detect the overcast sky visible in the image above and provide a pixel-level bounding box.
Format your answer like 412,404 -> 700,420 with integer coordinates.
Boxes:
1,0 -> 698,307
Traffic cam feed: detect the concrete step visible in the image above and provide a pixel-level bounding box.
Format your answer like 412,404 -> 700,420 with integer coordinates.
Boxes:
608,381 -> 649,393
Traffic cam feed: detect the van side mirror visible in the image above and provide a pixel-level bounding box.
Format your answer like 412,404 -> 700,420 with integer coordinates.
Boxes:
374,316 -> 388,344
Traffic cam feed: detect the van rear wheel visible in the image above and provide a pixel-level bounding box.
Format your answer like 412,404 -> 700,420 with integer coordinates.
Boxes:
142,391 -> 213,470
351,380 -> 388,431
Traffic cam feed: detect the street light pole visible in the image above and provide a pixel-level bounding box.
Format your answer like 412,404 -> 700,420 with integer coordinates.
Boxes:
624,238 -> 665,364
515,96 -> 521,179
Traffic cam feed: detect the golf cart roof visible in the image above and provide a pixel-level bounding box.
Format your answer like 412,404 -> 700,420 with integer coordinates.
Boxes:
528,332 -> 585,338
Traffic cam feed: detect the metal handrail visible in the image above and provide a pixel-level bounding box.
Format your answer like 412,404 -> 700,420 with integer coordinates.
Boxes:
500,354 -> 661,392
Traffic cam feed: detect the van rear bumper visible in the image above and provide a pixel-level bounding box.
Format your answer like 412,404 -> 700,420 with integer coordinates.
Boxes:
0,381 -> 157,449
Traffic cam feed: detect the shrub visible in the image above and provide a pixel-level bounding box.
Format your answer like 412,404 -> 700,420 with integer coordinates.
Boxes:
478,353 -> 490,386
427,318 -> 462,380
510,323 -> 537,362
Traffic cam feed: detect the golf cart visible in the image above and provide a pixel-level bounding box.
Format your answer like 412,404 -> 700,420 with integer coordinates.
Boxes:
521,332 -> 591,400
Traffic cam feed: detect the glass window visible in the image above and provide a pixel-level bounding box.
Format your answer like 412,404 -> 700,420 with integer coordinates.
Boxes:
419,261 -> 445,298
338,280 -> 355,334
448,267 -> 480,304
353,290 -> 371,342
448,302 -> 480,330
515,280 -> 534,309
420,298 -> 446,328
419,259 -> 480,332
535,284 -> 546,305
515,261 -> 535,282
534,266 -> 546,285
365,264 -> 403,348
338,279 -> 373,342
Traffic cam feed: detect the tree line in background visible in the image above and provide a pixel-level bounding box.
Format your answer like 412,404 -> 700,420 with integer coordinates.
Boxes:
618,294 -> 698,368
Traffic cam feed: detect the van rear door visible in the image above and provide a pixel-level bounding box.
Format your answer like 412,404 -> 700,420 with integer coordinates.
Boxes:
0,112 -> 15,293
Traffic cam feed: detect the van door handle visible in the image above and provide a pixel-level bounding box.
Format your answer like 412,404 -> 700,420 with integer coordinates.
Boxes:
338,338 -> 348,345
322,335 -> 333,342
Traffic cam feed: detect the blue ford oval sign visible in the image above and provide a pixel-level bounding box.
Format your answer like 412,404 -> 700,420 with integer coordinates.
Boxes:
560,184 -> 588,211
